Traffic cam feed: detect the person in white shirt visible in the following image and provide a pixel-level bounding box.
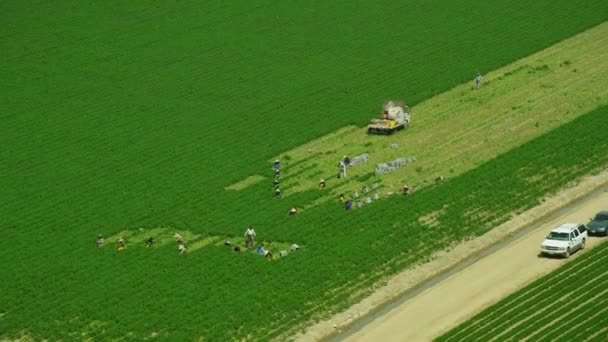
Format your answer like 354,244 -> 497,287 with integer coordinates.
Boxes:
244,226 -> 256,248
475,73 -> 482,89
96,234 -> 104,247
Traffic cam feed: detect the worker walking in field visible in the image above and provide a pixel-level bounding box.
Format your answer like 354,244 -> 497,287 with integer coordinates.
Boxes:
475,73 -> 482,89
245,226 -> 256,248
337,161 -> 347,178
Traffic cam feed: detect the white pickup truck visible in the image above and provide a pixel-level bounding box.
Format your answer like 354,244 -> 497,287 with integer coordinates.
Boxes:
540,223 -> 587,258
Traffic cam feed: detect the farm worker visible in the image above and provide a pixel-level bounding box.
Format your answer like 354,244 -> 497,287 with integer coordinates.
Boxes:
273,179 -> 280,189
475,73 -> 482,89
245,226 -> 256,248
274,168 -> 281,178
339,193 -> 345,203
402,185 -> 410,196
280,250 -> 288,258
116,238 -> 125,251
174,233 -> 183,244
224,240 -> 232,247
435,175 -> 444,183
343,155 -> 351,167
265,250 -> 274,260
256,245 -> 265,255
273,159 -> 281,170
290,243 -> 300,251
275,187 -> 282,199
289,207 -> 297,216
145,237 -> 154,248
234,245 -> 241,253
337,161 -> 347,178
345,200 -> 353,210
96,234 -> 104,248
362,185 -> 369,194
319,179 -> 326,189
178,243 -> 187,255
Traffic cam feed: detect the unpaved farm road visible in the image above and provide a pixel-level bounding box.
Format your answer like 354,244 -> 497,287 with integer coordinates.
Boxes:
342,189 -> 608,342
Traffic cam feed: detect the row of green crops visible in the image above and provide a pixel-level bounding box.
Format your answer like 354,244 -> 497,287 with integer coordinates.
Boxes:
437,240 -> 608,342
2,102 -> 607,340
2,0 -> 608,340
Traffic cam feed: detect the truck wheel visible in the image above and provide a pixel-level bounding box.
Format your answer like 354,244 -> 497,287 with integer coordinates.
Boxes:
564,248 -> 570,258
581,239 -> 586,250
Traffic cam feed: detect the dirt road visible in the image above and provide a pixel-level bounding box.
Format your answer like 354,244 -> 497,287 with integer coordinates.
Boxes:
342,189 -> 608,342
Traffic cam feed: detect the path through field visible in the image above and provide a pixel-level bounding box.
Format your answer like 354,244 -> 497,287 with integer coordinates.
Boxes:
340,182 -> 608,342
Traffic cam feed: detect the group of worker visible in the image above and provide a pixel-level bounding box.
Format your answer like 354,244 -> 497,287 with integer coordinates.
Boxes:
273,159 -> 282,198
222,226 -> 300,260
338,182 -> 381,210
95,233 -> 187,254
402,175 -> 444,197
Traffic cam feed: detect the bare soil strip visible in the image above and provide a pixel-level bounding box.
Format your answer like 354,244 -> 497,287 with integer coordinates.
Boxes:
295,168 -> 608,341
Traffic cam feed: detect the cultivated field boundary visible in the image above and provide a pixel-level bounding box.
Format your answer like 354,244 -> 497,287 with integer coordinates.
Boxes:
295,168 -> 608,341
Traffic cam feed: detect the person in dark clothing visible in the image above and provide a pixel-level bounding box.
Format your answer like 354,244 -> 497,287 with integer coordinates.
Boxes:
145,237 -> 154,248
345,200 -> 353,210
343,155 -> 351,167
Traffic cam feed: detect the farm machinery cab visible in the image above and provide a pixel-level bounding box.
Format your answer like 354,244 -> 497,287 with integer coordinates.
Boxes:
367,100 -> 411,135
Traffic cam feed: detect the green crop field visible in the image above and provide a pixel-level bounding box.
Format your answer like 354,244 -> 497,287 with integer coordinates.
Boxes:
437,240 -> 608,342
2,0 -> 608,340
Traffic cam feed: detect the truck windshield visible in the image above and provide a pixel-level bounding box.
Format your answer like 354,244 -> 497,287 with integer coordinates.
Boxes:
595,214 -> 608,221
547,232 -> 569,241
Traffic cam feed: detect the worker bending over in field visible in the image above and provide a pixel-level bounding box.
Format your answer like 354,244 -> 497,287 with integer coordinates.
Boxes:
275,187 -> 282,198
145,237 -> 154,248
402,185 -> 410,196
289,207 -> 297,216
257,245 -> 265,255
273,159 -> 281,170
174,233 -> 184,244
245,226 -> 256,248
178,243 -> 187,255
116,238 -> 126,251
319,179 -> 326,189
96,234 -> 104,248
